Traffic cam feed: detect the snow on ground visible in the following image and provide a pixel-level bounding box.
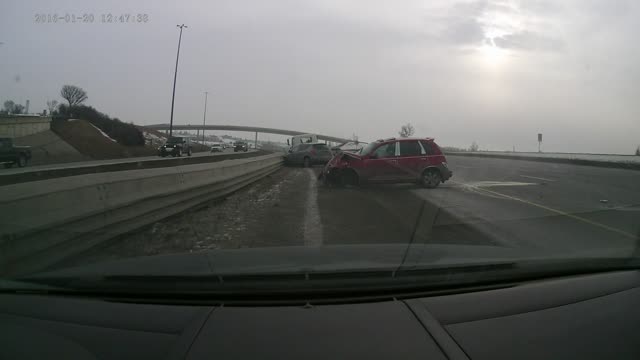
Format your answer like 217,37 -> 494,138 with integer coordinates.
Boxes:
89,123 -> 117,143
143,131 -> 165,142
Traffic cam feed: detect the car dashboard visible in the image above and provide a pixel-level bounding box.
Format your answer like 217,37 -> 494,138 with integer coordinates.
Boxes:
1,270 -> 639,359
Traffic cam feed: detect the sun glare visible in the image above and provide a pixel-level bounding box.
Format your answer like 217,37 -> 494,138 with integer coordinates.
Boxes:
478,40 -> 508,68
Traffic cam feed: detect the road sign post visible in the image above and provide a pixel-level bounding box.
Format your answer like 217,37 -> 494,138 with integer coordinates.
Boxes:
538,133 -> 542,153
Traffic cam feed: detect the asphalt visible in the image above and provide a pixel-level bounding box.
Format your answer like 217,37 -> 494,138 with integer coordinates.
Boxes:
57,155 -> 640,269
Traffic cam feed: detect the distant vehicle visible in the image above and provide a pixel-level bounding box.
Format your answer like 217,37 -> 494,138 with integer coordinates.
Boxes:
320,137 -> 452,188
0,137 -> 31,168
289,134 -> 318,148
285,143 -> 333,167
210,143 -> 224,153
234,141 -> 248,152
158,136 -> 192,157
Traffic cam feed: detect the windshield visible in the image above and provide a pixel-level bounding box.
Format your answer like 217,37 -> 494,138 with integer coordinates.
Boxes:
2,0 -> 640,296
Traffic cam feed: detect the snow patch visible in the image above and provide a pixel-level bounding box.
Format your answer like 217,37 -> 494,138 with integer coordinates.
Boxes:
89,123 -> 117,143
143,131 -> 165,141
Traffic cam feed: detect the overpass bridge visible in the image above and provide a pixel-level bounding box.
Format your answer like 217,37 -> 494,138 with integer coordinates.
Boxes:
145,124 -> 352,144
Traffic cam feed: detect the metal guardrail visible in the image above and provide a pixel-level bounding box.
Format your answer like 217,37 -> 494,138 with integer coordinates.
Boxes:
0,154 -> 283,276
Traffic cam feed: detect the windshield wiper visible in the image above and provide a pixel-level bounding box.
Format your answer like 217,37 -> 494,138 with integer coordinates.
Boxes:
9,258 -> 640,304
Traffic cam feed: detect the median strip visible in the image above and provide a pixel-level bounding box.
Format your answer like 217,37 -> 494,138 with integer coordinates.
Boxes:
0,154 -> 284,276
0,150 -> 271,186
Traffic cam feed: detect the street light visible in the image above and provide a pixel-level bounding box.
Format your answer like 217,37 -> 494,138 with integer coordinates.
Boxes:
169,24 -> 188,137
202,91 -> 208,143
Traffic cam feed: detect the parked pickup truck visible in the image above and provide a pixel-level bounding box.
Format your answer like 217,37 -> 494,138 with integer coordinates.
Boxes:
0,137 -> 32,168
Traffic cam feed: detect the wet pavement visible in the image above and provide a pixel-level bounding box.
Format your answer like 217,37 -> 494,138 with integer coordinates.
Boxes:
60,156 -> 640,269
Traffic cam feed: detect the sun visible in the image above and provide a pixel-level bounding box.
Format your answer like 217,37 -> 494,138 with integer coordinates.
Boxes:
478,39 -> 508,68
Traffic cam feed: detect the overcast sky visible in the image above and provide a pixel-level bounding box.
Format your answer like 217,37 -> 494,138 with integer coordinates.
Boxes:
2,0 -> 639,153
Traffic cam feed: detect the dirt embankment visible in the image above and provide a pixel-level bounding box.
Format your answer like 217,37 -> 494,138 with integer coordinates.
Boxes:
52,119 -> 158,159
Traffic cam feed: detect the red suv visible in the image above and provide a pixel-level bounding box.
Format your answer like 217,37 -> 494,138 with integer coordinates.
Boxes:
320,138 -> 452,188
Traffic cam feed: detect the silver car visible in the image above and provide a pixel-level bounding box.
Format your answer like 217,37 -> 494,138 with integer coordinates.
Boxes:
285,143 -> 333,167
210,143 -> 224,152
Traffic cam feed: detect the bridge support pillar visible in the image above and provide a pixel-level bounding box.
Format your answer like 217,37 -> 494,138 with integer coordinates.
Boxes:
254,132 -> 258,150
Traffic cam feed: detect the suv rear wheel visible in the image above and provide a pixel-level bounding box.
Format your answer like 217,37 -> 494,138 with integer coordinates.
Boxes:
421,169 -> 441,189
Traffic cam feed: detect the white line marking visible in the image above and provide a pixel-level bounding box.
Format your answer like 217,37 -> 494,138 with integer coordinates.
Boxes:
520,175 -> 556,182
464,181 -> 537,188
303,168 -> 323,246
455,165 -> 476,169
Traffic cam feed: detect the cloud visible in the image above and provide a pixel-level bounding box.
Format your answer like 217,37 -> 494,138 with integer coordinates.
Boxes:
493,31 -> 564,52
441,18 -> 486,44
434,0 -> 488,45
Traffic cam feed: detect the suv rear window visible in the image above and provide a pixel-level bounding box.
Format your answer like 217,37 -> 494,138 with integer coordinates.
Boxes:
420,140 -> 434,155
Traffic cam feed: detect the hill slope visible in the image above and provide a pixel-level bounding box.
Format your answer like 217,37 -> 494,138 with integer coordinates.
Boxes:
52,119 -> 157,159
13,130 -> 91,165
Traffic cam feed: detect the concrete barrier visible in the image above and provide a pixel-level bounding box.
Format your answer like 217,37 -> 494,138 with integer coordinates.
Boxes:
0,153 -> 283,276
446,152 -> 640,171
0,149 -> 272,186
0,115 -> 51,138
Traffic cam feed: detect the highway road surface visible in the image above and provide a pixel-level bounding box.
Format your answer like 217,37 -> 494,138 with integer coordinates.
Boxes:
58,155 -> 640,269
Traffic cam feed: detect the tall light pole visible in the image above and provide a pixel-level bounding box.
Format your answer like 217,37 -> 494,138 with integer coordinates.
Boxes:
169,24 -> 187,137
202,91 -> 208,143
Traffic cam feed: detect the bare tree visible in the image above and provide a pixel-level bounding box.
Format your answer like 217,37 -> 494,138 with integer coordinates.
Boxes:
469,141 -> 479,152
3,100 -> 15,113
398,123 -> 415,138
636,146 -> 640,156
46,100 -> 58,114
60,85 -> 88,107
2,100 -> 24,114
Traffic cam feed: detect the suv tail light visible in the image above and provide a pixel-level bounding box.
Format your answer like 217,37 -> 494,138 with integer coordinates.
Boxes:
310,148 -> 317,156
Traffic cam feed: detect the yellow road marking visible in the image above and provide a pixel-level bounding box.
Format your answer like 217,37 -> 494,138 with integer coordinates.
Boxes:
450,180 -> 638,240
